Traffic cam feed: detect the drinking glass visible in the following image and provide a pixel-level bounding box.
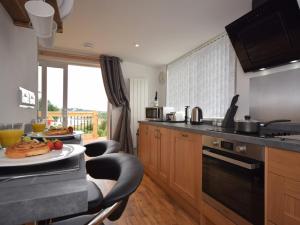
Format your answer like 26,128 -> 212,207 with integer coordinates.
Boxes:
0,123 -> 25,148
32,119 -> 46,133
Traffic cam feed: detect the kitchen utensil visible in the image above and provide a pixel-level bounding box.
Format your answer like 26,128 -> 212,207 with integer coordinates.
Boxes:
222,94 -> 239,128
190,107 -> 203,125
184,106 -> 190,124
234,115 -> 291,133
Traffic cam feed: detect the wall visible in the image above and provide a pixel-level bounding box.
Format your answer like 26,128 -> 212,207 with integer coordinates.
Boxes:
235,59 -> 300,121
110,61 -> 165,139
0,4 -> 38,124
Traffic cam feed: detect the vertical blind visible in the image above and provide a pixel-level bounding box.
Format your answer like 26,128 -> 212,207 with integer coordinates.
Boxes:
167,34 -> 236,118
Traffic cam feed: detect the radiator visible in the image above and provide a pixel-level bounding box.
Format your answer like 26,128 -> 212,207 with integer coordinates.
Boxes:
129,78 -> 149,151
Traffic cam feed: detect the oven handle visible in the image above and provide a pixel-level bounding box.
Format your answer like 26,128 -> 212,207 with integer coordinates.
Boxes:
203,150 -> 260,170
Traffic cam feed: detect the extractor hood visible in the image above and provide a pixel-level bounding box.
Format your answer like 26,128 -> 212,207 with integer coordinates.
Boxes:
225,0 -> 300,72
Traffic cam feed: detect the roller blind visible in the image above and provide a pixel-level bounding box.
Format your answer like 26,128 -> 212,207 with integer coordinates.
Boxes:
167,34 -> 236,118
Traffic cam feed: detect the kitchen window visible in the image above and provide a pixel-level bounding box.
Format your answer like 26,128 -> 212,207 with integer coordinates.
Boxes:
167,34 -> 236,118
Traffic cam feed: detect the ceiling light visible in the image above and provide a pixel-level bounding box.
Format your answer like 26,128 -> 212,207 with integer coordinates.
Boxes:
290,60 -> 299,63
83,42 -> 94,48
135,43 -> 140,48
25,1 -> 55,38
259,68 -> 266,71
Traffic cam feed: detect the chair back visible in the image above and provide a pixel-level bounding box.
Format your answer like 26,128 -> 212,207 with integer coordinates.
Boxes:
86,153 -> 144,220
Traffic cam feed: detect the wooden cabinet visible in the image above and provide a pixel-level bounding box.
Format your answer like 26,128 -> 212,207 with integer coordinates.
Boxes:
139,124 -> 171,181
157,127 -> 171,184
170,130 -> 202,209
138,123 -> 150,168
148,125 -> 159,175
201,201 -> 236,225
267,147 -> 300,225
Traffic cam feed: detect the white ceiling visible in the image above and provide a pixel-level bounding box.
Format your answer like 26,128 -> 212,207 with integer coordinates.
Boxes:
54,0 -> 252,67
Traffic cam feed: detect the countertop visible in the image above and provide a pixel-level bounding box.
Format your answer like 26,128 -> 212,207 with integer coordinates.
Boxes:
139,121 -> 300,153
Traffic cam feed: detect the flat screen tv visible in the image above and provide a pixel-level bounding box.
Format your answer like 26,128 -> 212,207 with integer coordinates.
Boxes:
225,0 -> 300,72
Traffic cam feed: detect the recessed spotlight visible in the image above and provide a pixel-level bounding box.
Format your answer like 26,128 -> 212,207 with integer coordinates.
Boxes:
259,68 -> 266,71
135,43 -> 140,48
290,60 -> 299,63
83,42 -> 94,48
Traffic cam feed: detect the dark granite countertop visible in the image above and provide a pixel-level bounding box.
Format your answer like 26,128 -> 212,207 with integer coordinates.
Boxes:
139,121 -> 300,153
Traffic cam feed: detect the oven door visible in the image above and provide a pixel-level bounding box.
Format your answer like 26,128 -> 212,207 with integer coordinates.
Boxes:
202,148 -> 264,225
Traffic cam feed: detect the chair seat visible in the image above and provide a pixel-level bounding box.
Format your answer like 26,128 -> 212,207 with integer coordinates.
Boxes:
88,181 -> 103,211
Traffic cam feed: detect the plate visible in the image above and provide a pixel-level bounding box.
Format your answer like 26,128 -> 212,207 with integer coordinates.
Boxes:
27,131 -> 84,139
0,144 -> 85,167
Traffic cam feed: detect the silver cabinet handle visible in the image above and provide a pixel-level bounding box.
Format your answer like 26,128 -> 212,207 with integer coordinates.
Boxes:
203,150 -> 260,170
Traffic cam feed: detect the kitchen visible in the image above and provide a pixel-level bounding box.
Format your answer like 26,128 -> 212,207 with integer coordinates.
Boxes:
139,0 -> 300,225
0,0 -> 300,225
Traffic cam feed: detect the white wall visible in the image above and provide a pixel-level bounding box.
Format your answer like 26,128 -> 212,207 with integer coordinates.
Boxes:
0,4 -> 38,124
110,61 -> 166,138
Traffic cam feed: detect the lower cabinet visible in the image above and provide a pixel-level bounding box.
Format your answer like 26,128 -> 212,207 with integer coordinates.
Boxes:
169,130 -> 202,209
267,147 -> 300,225
201,201 -> 236,225
138,123 -> 202,215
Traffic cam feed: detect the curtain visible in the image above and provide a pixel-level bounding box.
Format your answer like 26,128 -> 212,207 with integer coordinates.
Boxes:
167,34 -> 235,118
100,55 -> 133,154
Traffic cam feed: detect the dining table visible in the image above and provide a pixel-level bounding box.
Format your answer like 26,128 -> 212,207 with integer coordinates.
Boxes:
0,144 -> 88,225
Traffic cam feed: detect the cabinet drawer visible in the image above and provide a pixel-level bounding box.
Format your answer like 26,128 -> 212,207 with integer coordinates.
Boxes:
268,148 -> 300,181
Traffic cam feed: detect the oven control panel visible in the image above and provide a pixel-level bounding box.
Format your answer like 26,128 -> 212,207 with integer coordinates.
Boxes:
202,136 -> 265,162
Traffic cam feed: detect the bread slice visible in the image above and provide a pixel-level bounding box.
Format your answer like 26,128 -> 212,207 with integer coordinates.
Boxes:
5,141 -> 50,159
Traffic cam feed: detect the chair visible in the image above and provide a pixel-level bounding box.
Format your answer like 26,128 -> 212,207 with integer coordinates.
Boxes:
84,140 -> 121,157
51,153 -> 144,225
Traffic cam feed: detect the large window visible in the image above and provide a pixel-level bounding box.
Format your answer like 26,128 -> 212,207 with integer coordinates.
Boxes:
38,63 -> 108,140
167,34 -> 236,118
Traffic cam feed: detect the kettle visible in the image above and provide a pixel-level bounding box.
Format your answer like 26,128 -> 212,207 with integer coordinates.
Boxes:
190,107 -> 203,125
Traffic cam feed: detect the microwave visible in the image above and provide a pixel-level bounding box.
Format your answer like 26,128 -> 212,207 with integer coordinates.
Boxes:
145,107 -> 174,120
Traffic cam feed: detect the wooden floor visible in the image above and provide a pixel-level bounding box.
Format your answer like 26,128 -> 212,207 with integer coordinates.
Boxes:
92,175 -> 199,225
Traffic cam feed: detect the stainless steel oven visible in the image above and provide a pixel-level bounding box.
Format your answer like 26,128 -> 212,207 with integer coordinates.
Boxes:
202,136 -> 264,225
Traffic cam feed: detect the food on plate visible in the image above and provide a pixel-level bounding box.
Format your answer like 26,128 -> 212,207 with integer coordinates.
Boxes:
53,140 -> 63,150
5,140 -> 50,159
47,140 -> 55,150
44,126 -> 74,136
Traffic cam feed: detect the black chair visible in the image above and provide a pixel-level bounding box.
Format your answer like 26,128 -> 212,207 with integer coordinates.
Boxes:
51,153 -> 144,225
84,140 -> 121,157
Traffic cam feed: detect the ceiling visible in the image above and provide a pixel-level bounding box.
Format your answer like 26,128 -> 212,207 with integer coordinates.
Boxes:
54,0 -> 252,67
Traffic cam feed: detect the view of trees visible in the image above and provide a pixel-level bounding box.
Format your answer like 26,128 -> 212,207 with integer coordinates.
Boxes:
39,100 -> 108,137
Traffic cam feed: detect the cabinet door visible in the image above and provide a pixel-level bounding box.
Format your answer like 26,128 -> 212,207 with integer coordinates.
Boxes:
267,148 -> 300,225
148,125 -> 159,175
268,172 -> 300,225
157,127 -> 171,184
170,130 -> 202,208
138,124 -> 150,168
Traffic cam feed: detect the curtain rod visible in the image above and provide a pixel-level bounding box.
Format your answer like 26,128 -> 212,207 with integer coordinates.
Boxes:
167,32 -> 227,66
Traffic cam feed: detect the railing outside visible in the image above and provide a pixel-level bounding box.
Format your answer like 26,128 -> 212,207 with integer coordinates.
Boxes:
46,111 -> 105,138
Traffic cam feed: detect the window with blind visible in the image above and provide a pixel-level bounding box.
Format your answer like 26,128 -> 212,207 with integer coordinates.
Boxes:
167,34 -> 236,118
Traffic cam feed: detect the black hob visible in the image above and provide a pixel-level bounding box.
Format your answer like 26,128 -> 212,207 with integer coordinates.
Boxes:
208,123 -> 300,138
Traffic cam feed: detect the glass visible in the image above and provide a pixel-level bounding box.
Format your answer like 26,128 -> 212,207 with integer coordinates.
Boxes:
38,66 -> 42,116
0,123 -> 25,148
47,67 -> 64,127
32,119 -> 46,132
67,65 -> 108,138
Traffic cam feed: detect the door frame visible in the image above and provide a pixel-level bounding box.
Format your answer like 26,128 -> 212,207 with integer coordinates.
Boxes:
39,61 -> 68,127
38,60 -> 111,135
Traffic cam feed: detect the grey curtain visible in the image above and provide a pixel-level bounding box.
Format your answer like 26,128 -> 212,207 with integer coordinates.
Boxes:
100,55 -> 133,154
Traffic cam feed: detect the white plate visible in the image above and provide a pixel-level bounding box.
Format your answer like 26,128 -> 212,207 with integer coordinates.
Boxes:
27,131 -> 84,139
0,144 -> 85,167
